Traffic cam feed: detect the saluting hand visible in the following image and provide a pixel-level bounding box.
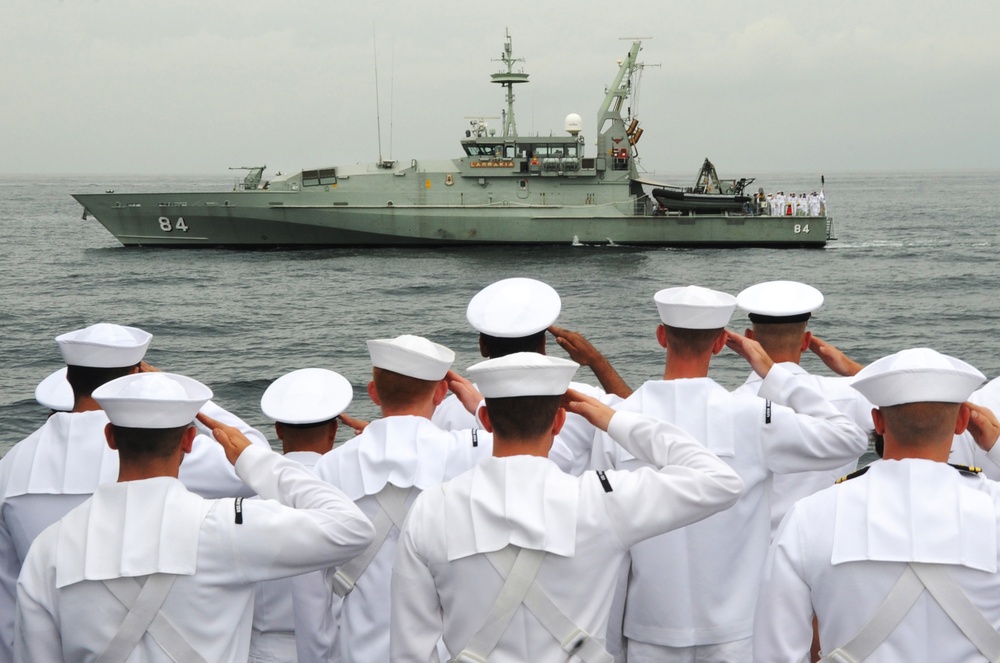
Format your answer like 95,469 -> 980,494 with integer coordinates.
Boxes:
338,413 -> 369,436
808,335 -> 864,377
197,412 -> 254,465
966,402 -> 1000,452
562,388 -> 615,432
446,370 -> 485,417
725,330 -> 774,378
549,325 -> 602,367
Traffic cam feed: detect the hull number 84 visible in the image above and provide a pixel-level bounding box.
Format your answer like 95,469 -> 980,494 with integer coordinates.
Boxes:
158,217 -> 188,232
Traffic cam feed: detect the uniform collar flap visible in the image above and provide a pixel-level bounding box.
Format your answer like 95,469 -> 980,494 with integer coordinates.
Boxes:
55,478 -> 208,587
444,456 -> 579,560
832,459 -> 997,572
319,416 -> 492,500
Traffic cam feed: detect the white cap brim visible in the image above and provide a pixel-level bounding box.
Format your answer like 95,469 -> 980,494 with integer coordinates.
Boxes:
35,367 -> 73,411
851,348 -> 985,407
367,335 -> 455,381
56,323 -> 152,368
94,372 -> 212,428
467,277 -> 561,338
261,368 -> 353,424
468,352 -> 579,398
654,286 -> 736,329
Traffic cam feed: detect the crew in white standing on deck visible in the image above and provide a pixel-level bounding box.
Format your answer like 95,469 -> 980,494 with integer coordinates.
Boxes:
311,334 -> 494,663
734,280 -> 874,535
588,285 -> 868,662
14,371 -> 375,662
0,323 -> 271,661
390,352 -> 744,662
432,276 -> 630,476
754,348 -> 1000,662
249,368 -> 355,663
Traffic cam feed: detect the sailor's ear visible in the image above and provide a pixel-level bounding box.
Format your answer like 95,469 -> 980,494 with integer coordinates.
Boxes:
367,380 -> 380,406
711,330 -> 728,355
180,426 -> 197,455
871,408 -> 885,436
955,403 -> 972,436
104,423 -> 118,451
744,328 -> 755,340
800,331 -> 813,353
478,405 -> 494,433
432,379 -> 449,406
656,324 -> 668,349
551,406 -> 567,436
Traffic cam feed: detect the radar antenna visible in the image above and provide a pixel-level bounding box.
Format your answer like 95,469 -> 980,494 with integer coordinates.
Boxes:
490,29 -> 529,138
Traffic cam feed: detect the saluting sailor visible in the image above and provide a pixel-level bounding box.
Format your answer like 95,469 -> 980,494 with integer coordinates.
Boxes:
14,371 -> 374,662
390,352 -> 744,662
754,348 -> 1000,662
0,323 -> 271,660
589,286 -> 868,663
734,280 -> 874,536
432,276 -> 630,476
249,368 -> 355,663
311,335 -> 494,663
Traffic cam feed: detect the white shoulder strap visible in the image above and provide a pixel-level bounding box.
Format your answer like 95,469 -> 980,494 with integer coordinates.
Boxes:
98,574 -> 208,663
332,484 -> 415,597
453,545 -> 613,663
451,546 -> 546,663
822,563 -> 1000,662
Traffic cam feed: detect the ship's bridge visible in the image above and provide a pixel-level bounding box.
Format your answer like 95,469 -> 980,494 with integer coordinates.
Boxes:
459,135 -> 592,176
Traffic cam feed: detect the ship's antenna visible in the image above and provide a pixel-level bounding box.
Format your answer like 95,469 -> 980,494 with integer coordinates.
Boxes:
373,24 -> 384,162
389,37 -> 394,159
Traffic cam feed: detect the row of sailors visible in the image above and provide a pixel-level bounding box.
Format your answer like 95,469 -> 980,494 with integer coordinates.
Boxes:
3,277 -> 1000,662
760,190 -> 827,217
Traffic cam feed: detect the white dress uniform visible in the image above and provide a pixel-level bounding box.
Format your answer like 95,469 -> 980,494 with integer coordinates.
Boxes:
390,410 -> 744,663
755,347 -> 994,662
0,401 -> 268,660
951,375 -> 1000,478
248,451 -> 326,663
311,416 -> 493,663
734,363 -> 874,535
755,460 -> 1000,662
590,367 -> 866,660
15,444 -> 374,663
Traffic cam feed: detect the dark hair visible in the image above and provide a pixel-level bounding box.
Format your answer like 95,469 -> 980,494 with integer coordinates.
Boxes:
372,367 -> 439,408
110,424 -> 189,460
484,395 -> 562,439
480,331 -> 545,359
66,363 -> 140,399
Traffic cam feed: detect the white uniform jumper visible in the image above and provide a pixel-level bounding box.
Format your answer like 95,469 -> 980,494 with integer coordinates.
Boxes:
0,401 -> 269,661
15,445 -> 374,663
248,451 -> 329,663
311,416 -> 494,663
390,411 -> 744,663
754,459 -> 1000,662
590,365 -> 867,660
733,362 -> 874,535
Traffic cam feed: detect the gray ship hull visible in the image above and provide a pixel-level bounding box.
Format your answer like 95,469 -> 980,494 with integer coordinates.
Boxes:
73,191 -> 831,248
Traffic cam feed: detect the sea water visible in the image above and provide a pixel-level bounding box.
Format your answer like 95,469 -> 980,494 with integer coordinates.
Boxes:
2,170 -> 999,455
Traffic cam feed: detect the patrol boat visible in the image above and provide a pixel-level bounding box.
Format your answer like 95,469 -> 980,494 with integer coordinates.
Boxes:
72,36 -> 833,248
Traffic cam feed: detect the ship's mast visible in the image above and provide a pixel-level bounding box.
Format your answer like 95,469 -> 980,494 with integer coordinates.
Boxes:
490,30 -> 529,138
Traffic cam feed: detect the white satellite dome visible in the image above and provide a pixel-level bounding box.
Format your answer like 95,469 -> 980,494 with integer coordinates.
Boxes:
564,113 -> 582,136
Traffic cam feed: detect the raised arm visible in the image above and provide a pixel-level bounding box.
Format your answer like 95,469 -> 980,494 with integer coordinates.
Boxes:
549,326 -> 633,398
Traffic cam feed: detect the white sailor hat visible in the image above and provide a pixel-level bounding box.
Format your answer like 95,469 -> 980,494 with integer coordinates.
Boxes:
737,280 -> 824,323
654,286 -> 736,329
35,367 -> 73,411
367,335 -> 455,381
466,277 -> 561,338
261,368 -> 353,425
56,323 -> 152,368
93,372 -> 212,428
468,352 -> 579,398
851,348 -> 985,407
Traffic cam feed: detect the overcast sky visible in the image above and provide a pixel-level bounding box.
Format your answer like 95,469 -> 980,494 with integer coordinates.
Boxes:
2,0 -> 998,175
